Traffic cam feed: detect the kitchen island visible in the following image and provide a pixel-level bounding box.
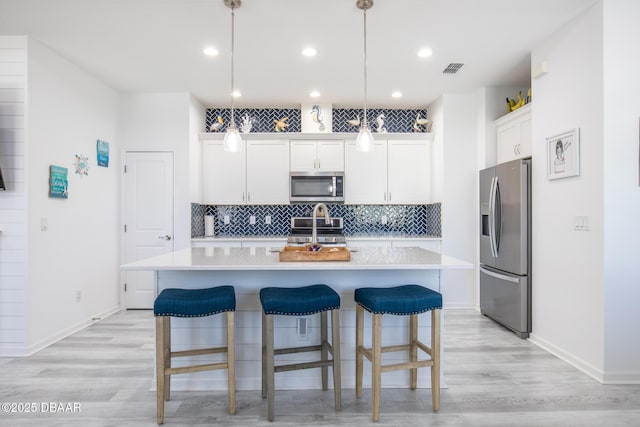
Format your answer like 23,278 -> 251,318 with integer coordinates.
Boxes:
121,246 -> 472,391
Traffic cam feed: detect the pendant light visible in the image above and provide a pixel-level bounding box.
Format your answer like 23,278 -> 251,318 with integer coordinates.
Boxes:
355,0 -> 374,152
223,0 -> 242,152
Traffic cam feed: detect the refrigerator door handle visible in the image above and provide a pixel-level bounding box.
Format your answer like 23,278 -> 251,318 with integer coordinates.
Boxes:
480,265 -> 520,283
488,176 -> 498,258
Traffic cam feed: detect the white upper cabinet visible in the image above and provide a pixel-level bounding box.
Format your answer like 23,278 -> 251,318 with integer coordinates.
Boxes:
246,140 -> 289,204
495,103 -> 531,164
201,139 -> 289,205
202,140 -> 246,205
387,140 -> 430,204
345,140 -> 387,204
290,140 -> 344,172
345,139 -> 430,205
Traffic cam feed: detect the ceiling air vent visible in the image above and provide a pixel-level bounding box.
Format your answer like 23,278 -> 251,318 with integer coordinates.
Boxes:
443,63 -> 464,74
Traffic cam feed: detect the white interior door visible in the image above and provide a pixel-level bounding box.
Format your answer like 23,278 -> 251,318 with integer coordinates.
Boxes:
124,151 -> 174,309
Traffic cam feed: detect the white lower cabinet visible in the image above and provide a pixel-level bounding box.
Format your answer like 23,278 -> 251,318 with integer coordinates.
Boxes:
345,139 -> 430,204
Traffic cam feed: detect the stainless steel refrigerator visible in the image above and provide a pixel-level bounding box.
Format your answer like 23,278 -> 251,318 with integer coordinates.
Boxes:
479,158 -> 531,338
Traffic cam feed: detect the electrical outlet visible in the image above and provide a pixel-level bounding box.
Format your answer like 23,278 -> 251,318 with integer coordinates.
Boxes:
75,290 -> 82,302
224,215 -> 230,224
381,215 -> 388,225
41,217 -> 48,231
265,215 -> 271,224
249,215 -> 256,225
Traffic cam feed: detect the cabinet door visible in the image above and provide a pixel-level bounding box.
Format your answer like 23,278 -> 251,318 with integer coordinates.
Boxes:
520,118 -> 532,158
290,140 -> 317,172
246,140 -> 289,204
497,123 -> 520,163
317,140 -> 344,171
345,140 -> 387,204
387,140 -> 430,204
202,141 -> 246,204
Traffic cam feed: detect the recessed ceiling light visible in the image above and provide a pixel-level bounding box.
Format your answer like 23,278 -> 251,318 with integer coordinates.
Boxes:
391,91 -> 403,98
203,46 -> 219,57
302,47 -> 317,57
231,90 -> 241,98
417,48 -> 433,58
310,90 -> 321,98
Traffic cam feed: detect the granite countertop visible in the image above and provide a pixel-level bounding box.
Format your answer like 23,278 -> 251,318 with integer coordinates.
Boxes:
121,247 -> 470,271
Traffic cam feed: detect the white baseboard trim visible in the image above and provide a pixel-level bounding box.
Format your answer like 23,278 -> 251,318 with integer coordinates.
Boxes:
529,333 -> 604,383
25,305 -> 121,356
601,371 -> 640,384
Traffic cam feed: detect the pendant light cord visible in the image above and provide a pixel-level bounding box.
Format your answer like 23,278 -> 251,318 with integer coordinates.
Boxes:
229,6 -> 236,127
362,7 -> 368,127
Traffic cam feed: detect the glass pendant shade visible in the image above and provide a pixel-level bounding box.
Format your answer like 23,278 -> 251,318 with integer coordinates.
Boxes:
356,124 -> 374,152
223,125 -> 242,152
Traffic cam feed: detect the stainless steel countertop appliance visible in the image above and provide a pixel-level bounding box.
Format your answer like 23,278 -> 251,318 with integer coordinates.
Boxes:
479,158 -> 531,339
287,217 -> 346,245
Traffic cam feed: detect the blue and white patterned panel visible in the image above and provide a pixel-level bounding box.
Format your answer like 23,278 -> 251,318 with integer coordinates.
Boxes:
191,203 -> 441,238
205,107 -> 428,134
332,108 -> 429,133
206,108 -> 301,133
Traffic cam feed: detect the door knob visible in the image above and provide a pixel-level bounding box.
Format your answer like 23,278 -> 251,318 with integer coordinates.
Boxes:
158,235 -> 172,240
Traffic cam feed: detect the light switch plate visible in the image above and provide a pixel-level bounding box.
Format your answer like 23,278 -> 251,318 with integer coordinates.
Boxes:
41,217 -> 48,231
249,215 -> 256,225
224,215 -> 230,225
265,215 -> 271,225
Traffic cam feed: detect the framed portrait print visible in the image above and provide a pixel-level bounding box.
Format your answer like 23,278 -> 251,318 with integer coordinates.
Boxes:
546,128 -> 580,180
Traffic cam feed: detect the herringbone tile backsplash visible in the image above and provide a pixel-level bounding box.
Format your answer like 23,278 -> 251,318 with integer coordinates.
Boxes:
191,203 -> 441,238
205,107 -> 429,134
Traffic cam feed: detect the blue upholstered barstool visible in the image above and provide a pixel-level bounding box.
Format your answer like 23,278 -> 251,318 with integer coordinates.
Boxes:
354,284 -> 442,422
153,286 -> 236,425
260,284 -> 342,421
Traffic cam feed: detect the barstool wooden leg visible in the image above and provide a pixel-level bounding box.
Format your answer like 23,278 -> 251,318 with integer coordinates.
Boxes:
265,313 -> 275,422
163,317 -> 171,402
261,311 -> 267,399
226,311 -> 236,415
431,309 -> 441,411
355,305 -> 364,398
409,314 -> 418,390
331,309 -> 342,411
371,313 -> 382,422
155,316 -> 169,425
321,311 -> 328,390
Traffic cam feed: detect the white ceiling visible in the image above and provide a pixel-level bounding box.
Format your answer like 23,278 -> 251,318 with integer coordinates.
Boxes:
1,0 -> 598,108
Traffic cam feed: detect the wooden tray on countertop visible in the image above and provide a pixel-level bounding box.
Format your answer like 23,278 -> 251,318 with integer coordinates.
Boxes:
279,245 -> 351,262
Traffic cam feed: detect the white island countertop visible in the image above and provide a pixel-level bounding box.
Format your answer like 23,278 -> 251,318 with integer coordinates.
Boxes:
121,246 -> 472,271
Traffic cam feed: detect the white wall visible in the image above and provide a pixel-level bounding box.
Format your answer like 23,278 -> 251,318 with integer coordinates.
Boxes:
26,38 -> 121,354
476,86 -> 529,170
601,0 -> 640,383
118,92 -> 192,250
530,3 -> 606,380
0,36 -> 27,356
189,95 -> 205,205
430,94 -> 477,309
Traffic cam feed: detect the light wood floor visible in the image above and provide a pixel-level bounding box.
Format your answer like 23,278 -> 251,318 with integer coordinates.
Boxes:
1,309 -> 639,426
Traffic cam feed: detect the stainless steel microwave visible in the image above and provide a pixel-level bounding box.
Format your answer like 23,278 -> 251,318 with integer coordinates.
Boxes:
290,172 -> 344,203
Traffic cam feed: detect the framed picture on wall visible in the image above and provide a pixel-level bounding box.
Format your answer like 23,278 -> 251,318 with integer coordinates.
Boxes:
546,128 -> 580,180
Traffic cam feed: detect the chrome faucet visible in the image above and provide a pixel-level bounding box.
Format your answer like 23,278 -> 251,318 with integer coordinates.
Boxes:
311,203 -> 331,246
